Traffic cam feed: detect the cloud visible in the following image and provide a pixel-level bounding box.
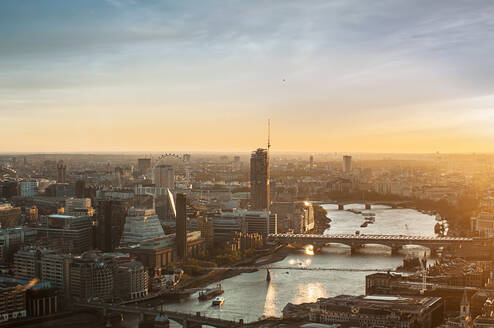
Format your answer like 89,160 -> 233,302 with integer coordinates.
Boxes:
1,0 -> 494,151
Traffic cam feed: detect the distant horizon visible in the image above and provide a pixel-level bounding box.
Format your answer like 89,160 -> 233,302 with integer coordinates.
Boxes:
2,1 -> 494,153
1,150 -> 493,156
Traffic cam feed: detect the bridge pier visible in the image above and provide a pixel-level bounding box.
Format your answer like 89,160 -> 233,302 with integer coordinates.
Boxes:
350,246 -> 360,255
391,246 -> 402,255
338,204 -> 344,210
365,203 -> 371,210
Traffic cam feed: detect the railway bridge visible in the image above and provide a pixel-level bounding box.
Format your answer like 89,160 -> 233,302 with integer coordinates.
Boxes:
74,302 -> 245,328
311,200 -> 413,210
267,233 -> 473,255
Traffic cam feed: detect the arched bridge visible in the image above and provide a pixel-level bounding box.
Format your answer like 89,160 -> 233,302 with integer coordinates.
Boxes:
75,302 -> 244,328
312,200 -> 413,210
267,233 -> 473,255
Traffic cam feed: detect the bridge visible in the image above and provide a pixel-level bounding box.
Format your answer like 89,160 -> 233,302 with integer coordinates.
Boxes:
74,302 -> 245,328
311,200 -> 413,210
206,266 -> 393,272
267,233 -> 473,255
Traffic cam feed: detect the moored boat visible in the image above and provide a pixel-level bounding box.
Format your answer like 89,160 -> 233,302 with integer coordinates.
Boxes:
212,296 -> 225,306
198,284 -> 224,301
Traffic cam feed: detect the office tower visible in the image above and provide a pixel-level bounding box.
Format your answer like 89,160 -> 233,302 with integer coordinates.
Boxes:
115,261 -> 149,300
154,164 -> 175,189
138,158 -> 152,176
250,148 -> 270,210
0,282 -> 26,323
243,210 -> 277,235
343,155 -> 352,174
271,201 -> 314,233
183,154 -> 191,162
33,214 -> 92,254
309,155 -> 314,171
212,209 -> 277,237
19,181 -> 38,197
14,248 -> 40,280
95,198 -> 132,252
176,193 -> 187,260
119,208 -> 165,246
70,252 -> 114,301
56,160 -> 66,183
14,248 -> 71,298
65,198 -> 94,217
40,252 -> 72,292
75,179 -> 86,198
0,227 -> 37,264
0,203 -> 21,228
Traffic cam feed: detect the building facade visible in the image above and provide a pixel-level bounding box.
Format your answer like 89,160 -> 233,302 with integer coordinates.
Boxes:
250,148 -> 270,210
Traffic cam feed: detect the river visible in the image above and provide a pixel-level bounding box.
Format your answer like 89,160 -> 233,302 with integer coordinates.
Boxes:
122,203 -> 437,327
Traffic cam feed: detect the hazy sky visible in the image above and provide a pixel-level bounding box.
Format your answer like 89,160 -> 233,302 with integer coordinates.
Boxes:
1,0 -> 494,153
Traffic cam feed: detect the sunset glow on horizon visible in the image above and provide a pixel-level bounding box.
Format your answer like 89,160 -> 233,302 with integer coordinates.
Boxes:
1,1 -> 494,153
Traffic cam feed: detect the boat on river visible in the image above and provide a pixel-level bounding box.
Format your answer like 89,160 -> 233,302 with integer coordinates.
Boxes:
198,284 -> 224,301
212,296 -> 225,306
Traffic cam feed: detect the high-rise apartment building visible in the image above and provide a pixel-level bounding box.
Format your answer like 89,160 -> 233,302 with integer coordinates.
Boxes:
154,164 -> 174,189
250,148 -> 270,210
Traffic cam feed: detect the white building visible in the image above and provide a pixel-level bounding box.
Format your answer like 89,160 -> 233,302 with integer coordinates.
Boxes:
120,208 -> 166,246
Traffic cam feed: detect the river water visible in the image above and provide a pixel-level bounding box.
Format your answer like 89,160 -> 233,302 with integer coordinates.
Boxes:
123,204 -> 436,327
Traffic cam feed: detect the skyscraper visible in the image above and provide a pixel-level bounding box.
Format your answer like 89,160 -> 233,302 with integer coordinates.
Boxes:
176,193 -> 187,260
57,160 -> 66,183
250,148 -> 270,210
95,198 -> 133,252
343,155 -> 352,174
154,164 -> 175,189
138,158 -> 152,176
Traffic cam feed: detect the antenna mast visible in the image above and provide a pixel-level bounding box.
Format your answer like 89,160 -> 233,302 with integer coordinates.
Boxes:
267,119 -> 271,150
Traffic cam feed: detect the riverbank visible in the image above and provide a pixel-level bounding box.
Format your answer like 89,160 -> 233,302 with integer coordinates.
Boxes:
129,244 -> 295,307
180,245 -> 294,289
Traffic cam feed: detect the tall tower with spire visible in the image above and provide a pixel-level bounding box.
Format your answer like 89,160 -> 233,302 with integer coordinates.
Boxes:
250,120 -> 271,210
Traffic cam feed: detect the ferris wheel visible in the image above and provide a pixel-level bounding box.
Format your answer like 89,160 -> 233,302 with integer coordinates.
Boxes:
153,153 -> 184,167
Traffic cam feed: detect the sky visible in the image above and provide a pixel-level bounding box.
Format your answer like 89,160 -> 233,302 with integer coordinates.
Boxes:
1,0 -> 494,153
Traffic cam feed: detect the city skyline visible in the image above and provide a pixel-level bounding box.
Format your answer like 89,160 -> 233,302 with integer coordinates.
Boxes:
1,1 -> 494,153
